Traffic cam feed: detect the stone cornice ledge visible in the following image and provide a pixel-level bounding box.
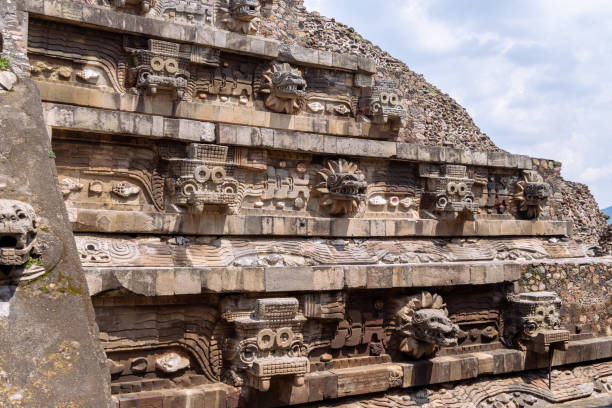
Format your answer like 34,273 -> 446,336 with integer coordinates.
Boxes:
20,0 -> 376,73
69,209 -> 571,237
85,262 -> 523,296
43,103 -> 536,169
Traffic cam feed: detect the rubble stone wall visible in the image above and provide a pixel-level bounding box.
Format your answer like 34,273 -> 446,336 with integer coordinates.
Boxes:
520,262 -> 612,338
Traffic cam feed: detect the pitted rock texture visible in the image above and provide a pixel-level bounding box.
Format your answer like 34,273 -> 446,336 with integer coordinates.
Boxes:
0,0 -> 30,76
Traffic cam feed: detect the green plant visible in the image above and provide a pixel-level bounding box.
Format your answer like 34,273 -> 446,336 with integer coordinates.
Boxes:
48,150 -> 56,159
25,256 -> 43,269
0,57 -> 10,71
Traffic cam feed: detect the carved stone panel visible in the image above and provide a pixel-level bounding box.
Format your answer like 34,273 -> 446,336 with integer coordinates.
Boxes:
419,164 -> 478,219
221,297 -> 309,392
503,291 -> 569,353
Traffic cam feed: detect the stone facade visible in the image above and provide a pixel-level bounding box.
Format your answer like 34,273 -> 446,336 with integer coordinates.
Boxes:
0,0 -> 609,407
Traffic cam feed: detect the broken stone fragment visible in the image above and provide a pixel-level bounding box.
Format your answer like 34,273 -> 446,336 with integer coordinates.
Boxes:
155,352 -> 190,373
0,71 -> 17,91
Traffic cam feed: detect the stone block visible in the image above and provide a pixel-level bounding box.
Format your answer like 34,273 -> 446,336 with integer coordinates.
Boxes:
392,266 -> 413,287
307,372 -> 338,401
313,266 -> 344,291
174,268 -> 202,295
344,265 -> 367,288
155,268 -> 175,296
357,55 -> 377,74
474,352 -> 494,374
332,365 -> 395,397
265,267 -> 313,292
224,267 -> 265,292
429,357 -> 451,384
366,266 -> 393,289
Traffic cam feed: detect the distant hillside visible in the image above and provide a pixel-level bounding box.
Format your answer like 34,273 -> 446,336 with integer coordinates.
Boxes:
604,206 -> 612,223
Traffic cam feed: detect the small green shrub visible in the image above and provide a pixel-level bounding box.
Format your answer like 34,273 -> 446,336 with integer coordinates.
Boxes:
0,57 -> 10,71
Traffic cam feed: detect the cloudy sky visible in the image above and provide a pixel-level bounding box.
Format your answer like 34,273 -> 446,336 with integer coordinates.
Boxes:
304,0 -> 612,209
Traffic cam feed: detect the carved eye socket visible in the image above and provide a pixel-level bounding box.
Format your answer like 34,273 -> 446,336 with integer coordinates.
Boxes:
524,320 -> 538,334
16,210 -> 27,220
240,344 -> 258,363
389,94 -> 399,106
380,93 -> 390,104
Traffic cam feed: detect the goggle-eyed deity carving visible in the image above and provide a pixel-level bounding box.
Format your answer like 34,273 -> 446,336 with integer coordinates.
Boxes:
315,159 -> 368,217
162,143 -> 240,213
257,62 -> 307,115
514,170 -> 551,219
222,298 -> 308,392
0,200 -> 39,267
358,80 -> 407,130
503,291 -> 569,353
419,164 -> 478,219
124,38 -> 220,101
389,292 -> 460,359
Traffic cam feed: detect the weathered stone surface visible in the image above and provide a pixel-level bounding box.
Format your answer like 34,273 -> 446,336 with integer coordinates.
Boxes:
0,80 -> 112,406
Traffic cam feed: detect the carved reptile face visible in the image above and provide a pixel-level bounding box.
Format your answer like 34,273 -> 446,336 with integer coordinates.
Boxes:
270,69 -> 307,100
411,309 -> 460,347
326,172 -> 367,200
521,304 -> 561,337
0,200 -> 38,266
522,182 -> 550,206
230,0 -> 261,21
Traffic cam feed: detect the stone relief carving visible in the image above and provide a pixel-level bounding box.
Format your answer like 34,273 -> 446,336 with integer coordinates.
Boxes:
74,236 -> 585,269
513,170 -> 551,219
124,37 -> 220,100
221,298 -> 309,392
419,164 -> 478,220
0,200 -> 46,284
315,159 -> 367,217
81,0 -> 271,34
388,292 -> 460,359
329,299 -> 386,357
358,80 -> 407,130
153,0 -> 215,25
256,62 -> 307,114
52,132 -> 562,224
0,200 -> 39,267
97,304 -> 223,392
503,291 -> 569,353
218,0 -> 262,35
161,143 -> 242,213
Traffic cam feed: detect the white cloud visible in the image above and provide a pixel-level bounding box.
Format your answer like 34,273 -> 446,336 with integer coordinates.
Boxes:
303,0 -> 612,208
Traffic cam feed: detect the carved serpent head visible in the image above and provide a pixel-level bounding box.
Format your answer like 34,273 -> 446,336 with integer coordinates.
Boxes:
0,200 -> 38,266
229,0 -> 261,21
260,63 -> 307,114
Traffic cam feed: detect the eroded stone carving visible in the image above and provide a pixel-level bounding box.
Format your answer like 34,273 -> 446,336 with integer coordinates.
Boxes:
222,298 -> 309,392
513,170 -> 551,219
359,80 -> 407,130
419,164 -> 478,219
257,63 -> 307,114
124,37 -> 220,100
389,292 -> 459,359
218,0 -> 262,35
162,143 -> 242,213
0,200 -> 39,266
315,159 -> 367,216
503,291 -> 569,353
